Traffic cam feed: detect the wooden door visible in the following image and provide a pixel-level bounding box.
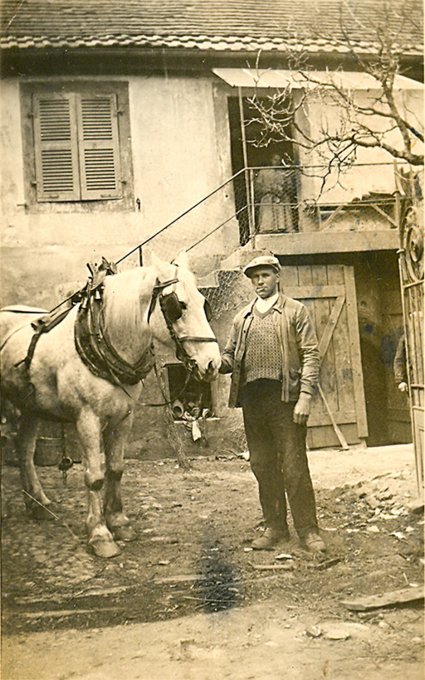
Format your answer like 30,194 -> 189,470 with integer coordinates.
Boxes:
281,264 -> 368,449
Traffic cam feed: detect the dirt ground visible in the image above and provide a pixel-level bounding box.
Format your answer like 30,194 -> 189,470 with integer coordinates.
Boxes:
1,443 -> 424,680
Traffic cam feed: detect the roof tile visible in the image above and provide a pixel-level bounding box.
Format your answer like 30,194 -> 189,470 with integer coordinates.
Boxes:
0,0 -> 422,55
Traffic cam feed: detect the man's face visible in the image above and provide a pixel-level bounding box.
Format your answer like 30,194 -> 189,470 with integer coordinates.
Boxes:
250,267 -> 280,299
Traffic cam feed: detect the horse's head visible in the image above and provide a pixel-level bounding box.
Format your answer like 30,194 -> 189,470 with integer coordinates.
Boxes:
151,251 -> 220,382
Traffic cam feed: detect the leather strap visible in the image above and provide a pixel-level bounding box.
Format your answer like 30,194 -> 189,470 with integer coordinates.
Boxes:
74,295 -> 155,386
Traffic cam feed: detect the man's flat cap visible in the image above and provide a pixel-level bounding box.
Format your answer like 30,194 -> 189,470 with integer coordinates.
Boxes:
243,255 -> 281,278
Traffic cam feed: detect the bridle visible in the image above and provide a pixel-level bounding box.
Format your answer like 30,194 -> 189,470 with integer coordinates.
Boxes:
151,266 -> 218,377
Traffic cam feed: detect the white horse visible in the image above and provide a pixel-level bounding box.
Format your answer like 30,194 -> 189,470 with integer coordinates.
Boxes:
0,251 -> 220,557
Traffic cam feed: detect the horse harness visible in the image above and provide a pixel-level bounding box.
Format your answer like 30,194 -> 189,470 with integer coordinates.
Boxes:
154,271 -> 216,373
8,259 -> 217,392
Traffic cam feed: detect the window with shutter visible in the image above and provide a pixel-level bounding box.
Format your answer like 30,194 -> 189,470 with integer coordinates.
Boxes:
29,85 -> 128,205
77,94 -> 122,200
33,94 -> 80,202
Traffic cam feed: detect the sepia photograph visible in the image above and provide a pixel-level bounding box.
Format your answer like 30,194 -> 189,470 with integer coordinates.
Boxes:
0,1 -> 424,678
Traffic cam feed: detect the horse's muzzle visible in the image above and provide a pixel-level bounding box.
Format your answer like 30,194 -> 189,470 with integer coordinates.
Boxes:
196,358 -> 220,383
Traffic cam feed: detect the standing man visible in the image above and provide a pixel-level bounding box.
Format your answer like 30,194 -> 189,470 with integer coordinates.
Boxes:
220,254 -> 326,553
394,333 -> 409,394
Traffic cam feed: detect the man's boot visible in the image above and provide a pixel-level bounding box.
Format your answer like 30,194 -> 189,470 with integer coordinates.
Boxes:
302,531 -> 326,554
252,526 -> 289,550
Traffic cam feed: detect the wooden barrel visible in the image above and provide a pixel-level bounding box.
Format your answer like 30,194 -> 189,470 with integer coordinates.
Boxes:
34,422 -> 63,466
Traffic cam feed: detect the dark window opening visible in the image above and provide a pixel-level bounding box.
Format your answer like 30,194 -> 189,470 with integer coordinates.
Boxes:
228,96 -> 295,170
227,96 -> 298,240
166,363 -> 214,421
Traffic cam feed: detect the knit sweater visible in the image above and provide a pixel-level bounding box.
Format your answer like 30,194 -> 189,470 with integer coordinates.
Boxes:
242,307 -> 282,385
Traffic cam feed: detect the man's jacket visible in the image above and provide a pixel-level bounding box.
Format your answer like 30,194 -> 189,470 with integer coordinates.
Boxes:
220,292 -> 320,408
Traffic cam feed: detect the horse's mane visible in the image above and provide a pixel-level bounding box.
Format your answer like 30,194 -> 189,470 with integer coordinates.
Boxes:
102,267 -> 157,337
102,262 -> 198,341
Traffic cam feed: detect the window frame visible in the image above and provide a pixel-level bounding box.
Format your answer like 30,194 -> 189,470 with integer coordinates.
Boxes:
21,80 -> 134,213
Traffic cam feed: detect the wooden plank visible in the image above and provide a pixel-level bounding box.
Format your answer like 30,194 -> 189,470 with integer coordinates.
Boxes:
344,265 -> 369,438
318,383 -> 349,449
296,264 -> 313,292
319,203 -> 346,228
280,265 -> 299,288
320,266 -> 340,417
327,265 -> 355,424
308,411 -> 357,427
308,425 -> 338,449
311,265 -> 330,422
283,285 -> 344,299
309,423 -> 360,448
317,296 -> 345,359
341,586 -> 424,612
370,203 -> 398,228
295,266 -> 316,336
255,230 -> 399,255
307,427 -> 320,450
250,564 -> 294,571
21,607 -> 125,619
154,574 -> 207,584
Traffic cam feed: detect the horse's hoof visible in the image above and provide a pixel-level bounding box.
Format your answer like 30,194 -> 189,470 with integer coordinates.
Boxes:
113,525 -> 137,542
89,540 -> 121,559
29,504 -> 55,521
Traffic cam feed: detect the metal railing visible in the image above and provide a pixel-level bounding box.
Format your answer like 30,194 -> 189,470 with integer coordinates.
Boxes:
243,163 -> 405,237
117,162 -> 409,266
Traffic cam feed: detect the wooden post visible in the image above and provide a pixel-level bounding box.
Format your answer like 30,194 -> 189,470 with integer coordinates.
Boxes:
238,86 -> 255,245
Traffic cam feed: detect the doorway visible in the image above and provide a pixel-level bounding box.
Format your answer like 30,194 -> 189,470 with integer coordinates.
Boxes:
280,251 -> 411,447
227,95 -> 296,243
352,252 -> 411,446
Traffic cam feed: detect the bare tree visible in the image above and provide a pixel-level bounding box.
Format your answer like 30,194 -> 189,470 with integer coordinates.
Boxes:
246,0 -> 424,189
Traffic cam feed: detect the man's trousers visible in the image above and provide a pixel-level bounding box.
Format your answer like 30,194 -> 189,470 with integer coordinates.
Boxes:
241,379 -> 319,538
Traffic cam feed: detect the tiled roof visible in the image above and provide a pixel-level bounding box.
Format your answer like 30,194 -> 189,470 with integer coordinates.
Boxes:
1,0 -> 423,55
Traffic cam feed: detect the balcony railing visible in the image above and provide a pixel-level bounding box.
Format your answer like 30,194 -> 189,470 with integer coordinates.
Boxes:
117,162 -> 409,267
240,163 -> 405,242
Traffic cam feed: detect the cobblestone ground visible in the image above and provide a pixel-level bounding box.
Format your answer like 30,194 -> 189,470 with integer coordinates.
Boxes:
1,446 -> 424,680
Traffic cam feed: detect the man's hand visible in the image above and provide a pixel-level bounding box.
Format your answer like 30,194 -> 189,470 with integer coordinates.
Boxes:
293,393 -> 312,425
398,381 -> 408,393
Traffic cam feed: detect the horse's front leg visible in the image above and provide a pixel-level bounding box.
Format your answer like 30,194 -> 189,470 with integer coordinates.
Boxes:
103,411 -> 137,543
76,408 -> 120,558
17,414 -> 53,519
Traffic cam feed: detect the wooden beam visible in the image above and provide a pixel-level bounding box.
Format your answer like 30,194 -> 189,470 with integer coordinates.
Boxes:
344,265 -> 369,438
341,586 -> 424,611
318,383 -> 349,449
283,285 -> 344,299
370,203 -> 398,228
318,295 -> 346,359
255,230 -> 399,255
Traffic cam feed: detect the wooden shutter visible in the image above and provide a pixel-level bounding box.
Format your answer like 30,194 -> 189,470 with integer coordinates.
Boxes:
77,94 -> 122,200
33,94 -> 80,201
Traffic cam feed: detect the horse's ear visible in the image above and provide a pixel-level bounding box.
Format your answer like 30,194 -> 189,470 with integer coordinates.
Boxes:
173,250 -> 189,269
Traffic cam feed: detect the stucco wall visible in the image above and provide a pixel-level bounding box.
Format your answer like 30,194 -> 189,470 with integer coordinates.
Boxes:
297,88 -> 423,206
0,74 -> 237,308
